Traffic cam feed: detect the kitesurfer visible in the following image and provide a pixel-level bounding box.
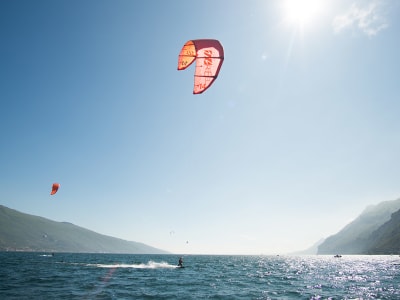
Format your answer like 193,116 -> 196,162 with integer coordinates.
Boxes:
178,257 -> 183,267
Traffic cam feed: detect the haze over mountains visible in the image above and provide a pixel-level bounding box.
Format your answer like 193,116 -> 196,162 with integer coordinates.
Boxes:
2,198 -> 400,255
0,205 -> 168,254
317,198 -> 400,255
290,198 -> 400,255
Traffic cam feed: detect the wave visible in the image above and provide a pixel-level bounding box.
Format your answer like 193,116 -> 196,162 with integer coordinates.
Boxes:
88,261 -> 179,269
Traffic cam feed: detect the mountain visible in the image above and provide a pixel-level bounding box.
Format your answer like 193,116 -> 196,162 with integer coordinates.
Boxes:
0,205 -> 169,254
317,198 -> 400,254
364,208 -> 400,254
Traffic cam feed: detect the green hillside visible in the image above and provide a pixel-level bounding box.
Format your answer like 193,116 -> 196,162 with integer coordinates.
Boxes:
0,205 -> 169,254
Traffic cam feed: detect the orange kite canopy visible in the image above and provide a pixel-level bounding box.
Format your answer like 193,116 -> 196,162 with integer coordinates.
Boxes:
50,183 -> 60,195
177,39 -> 224,94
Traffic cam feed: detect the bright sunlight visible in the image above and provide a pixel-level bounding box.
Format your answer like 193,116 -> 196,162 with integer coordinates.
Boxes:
282,0 -> 325,28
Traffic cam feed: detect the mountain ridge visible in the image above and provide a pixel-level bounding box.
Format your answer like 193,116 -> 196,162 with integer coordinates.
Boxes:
364,208 -> 400,254
0,205 -> 169,254
317,198 -> 400,254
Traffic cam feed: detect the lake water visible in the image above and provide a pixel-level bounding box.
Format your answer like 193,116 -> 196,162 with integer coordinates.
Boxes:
1,252 -> 399,299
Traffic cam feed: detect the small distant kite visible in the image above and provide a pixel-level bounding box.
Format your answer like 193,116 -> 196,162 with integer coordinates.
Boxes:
177,39 -> 224,94
50,183 -> 60,195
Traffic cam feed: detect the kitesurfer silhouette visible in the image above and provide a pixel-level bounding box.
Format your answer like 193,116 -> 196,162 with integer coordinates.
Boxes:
178,257 -> 183,267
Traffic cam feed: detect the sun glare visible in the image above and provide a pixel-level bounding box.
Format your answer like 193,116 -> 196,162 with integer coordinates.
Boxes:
283,0 -> 324,27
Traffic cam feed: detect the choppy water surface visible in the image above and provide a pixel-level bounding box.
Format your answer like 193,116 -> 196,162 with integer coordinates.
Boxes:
0,252 -> 399,299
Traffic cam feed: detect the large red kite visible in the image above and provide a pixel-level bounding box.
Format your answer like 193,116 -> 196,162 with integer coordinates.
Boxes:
177,39 -> 224,94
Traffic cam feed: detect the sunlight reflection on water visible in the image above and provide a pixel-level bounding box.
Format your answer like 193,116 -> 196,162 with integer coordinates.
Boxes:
1,253 -> 399,299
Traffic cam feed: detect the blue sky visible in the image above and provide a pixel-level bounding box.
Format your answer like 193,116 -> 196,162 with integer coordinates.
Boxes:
1,0 -> 399,255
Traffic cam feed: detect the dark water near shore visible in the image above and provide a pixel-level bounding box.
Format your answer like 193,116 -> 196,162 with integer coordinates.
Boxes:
0,252 -> 399,299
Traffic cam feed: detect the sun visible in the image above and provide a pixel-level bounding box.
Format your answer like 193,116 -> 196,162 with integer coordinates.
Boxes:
282,0 -> 325,28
